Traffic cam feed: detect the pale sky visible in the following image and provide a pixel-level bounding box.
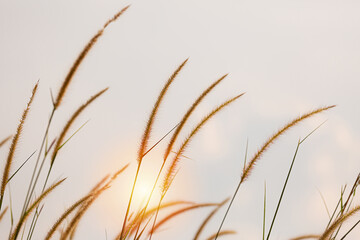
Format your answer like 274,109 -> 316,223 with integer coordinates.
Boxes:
1,0 -> 360,239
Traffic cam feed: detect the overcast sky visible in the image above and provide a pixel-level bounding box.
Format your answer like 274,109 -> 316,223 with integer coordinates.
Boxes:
1,0 -> 360,239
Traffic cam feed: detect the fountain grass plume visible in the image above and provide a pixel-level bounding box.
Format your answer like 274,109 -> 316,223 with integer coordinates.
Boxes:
241,105 -> 335,183
138,58 -> 188,163
215,105 -> 335,240
163,93 -> 245,194
0,81 -> 38,210
54,5 -> 129,109
118,59 -> 188,240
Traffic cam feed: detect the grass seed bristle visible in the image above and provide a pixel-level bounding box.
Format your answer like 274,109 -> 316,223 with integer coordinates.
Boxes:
163,93 -> 244,194
138,58 -> 188,163
0,82 -> 38,208
54,6 -> 129,109
241,105 -> 335,183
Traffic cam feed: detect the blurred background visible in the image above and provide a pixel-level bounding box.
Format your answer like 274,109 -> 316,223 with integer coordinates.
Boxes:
1,0 -> 360,239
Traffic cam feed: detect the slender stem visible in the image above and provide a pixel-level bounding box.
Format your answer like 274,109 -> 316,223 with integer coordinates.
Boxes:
26,163 -> 54,239
215,180 -> 242,240
120,123 -> 178,240
266,141 -> 300,240
340,218 -> 360,240
119,163 -> 142,240
133,162 -> 166,239
326,187 -> 347,230
0,195 -> 3,211
7,151 -> 36,184
148,195 -> 164,240
331,174 -> 360,239
8,184 -> 14,239
21,108 -> 55,217
143,124 -> 179,158
132,124 -> 179,239
263,182 -> 266,240
26,206 -> 38,240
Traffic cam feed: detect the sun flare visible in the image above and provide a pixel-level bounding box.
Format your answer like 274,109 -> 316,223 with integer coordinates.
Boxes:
135,180 -> 153,204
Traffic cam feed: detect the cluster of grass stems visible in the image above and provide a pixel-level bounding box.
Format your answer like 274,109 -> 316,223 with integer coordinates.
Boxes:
0,5 -> 359,240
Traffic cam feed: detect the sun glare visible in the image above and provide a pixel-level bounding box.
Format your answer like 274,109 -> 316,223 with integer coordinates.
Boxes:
135,180 -> 153,204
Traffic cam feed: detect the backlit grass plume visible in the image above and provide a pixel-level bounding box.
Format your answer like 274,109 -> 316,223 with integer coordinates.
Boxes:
22,88 -> 109,233
163,93 -> 245,195
215,105 -> 335,240
54,5 -> 129,109
138,58 -> 188,163
2,5 -> 357,240
119,59 -> 188,240
0,81 -> 38,210
20,6 -> 129,225
135,92 -> 244,240
132,77 -> 239,238
241,105 -> 335,183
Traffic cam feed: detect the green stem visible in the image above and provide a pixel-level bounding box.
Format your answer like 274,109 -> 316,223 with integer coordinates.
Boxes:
266,140 -> 300,240
21,108 -> 55,217
215,180 -> 242,240
119,163 -> 142,240
133,162 -> 165,239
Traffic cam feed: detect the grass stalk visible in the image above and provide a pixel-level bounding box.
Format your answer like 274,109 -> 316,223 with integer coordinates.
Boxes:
21,4 -> 129,222
263,182 -> 266,240
215,106 -> 334,239
7,151 -> 36,184
1,82 -> 38,211
24,89 -> 108,239
119,59 -> 188,240
134,80 -> 238,238
266,140 -> 301,240
266,121 -> 327,240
